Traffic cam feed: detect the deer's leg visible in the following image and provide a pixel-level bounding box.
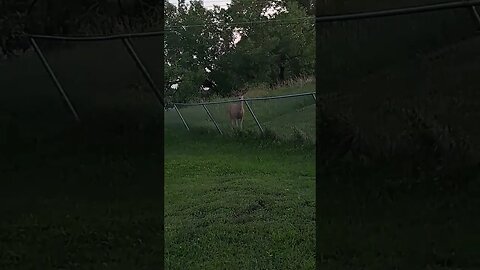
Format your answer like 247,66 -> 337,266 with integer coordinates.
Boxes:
239,118 -> 243,130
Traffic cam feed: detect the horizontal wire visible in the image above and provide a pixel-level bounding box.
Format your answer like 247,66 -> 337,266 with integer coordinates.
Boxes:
166,16 -> 314,29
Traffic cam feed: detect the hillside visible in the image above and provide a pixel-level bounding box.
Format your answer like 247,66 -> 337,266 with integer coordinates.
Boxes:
323,34 -> 480,154
317,35 -> 480,269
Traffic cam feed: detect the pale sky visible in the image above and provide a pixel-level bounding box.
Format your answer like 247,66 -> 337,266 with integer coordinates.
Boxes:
167,0 -> 232,10
167,0 -> 282,17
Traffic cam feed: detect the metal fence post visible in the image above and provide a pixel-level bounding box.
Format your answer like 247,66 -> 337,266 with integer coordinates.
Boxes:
244,100 -> 264,133
174,104 -> 190,131
30,37 -> 81,122
471,5 -> 480,29
122,37 -> 165,108
202,104 -> 223,135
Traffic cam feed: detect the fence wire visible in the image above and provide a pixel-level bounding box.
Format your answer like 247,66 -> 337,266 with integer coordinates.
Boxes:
0,33 -> 164,140
165,92 -> 316,140
316,1 -> 480,156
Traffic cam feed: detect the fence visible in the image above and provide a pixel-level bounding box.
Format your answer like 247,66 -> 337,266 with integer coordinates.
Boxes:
165,92 -> 317,138
315,0 -> 480,23
24,31 -> 170,123
315,0 -> 480,156
16,1 -> 480,127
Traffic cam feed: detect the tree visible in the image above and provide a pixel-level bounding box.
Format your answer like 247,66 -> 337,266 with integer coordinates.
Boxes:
0,0 -> 163,58
165,0 -> 236,102
215,0 -> 314,88
164,0 -> 314,102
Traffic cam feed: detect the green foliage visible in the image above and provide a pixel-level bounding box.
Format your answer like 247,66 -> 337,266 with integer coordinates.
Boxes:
165,0 -> 314,102
0,0 -> 163,57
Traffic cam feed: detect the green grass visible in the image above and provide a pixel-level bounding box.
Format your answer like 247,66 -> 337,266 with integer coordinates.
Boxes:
0,40 -> 163,269
164,129 -> 315,269
0,127 -> 165,269
1,43 -> 315,269
315,35 -> 480,269
316,174 -> 480,269
165,78 -> 316,140
164,80 -> 316,268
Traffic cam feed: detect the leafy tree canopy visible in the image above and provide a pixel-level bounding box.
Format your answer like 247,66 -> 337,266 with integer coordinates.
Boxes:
165,0 -> 314,103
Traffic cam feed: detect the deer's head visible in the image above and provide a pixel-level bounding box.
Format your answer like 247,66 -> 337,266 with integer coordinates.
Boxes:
234,88 -> 248,99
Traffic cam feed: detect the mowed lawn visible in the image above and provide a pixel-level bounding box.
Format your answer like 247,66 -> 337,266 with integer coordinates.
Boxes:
164,130 -> 315,269
0,128 -> 165,269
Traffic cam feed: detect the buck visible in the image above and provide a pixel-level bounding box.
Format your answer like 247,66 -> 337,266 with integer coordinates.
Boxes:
228,93 -> 245,130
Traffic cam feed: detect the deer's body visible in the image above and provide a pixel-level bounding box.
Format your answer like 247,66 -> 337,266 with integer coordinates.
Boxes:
228,95 -> 245,130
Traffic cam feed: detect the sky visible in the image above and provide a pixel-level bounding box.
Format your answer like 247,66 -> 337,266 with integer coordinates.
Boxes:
167,0 -> 232,10
167,0 -> 282,18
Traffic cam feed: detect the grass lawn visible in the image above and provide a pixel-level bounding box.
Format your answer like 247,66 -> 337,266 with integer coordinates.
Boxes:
0,127 -> 165,269
164,129 -> 315,269
315,35 -> 480,269
317,177 -> 480,270
164,78 -> 316,269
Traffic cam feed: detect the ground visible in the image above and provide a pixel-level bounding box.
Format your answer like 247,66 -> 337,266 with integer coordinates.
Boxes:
1,128 -> 165,269
164,81 -> 316,269
164,130 -> 315,269
316,35 -> 480,269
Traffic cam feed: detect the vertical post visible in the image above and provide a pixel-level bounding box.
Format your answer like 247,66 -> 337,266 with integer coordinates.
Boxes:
202,104 -> 223,135
122,37 -> 165,108
244,100 -> 264,133
471,5 -> 480,29
174,104 -> 190,131
30,37 -> 81,122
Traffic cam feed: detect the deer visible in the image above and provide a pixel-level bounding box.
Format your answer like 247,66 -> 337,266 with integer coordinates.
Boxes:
228,90 -> 247,130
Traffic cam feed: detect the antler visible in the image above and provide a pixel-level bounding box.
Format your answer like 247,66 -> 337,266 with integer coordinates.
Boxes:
231,87 -> 248,97
241,87 -> 248,96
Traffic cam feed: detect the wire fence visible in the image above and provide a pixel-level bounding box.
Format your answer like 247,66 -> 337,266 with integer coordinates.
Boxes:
315,0 -> 480,156
21,31 -> 169,124
165,92 -> 317,139
315,0 -> 480,23
13,0 -> 479,132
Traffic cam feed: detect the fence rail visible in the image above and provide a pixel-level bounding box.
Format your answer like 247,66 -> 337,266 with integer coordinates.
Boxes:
170,92 -> 316,134
21,1 -> 480,124
25,31 -> 167,122
316,0 -> 480,27
25,30 -> 174,41
173,92 -> 316,106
